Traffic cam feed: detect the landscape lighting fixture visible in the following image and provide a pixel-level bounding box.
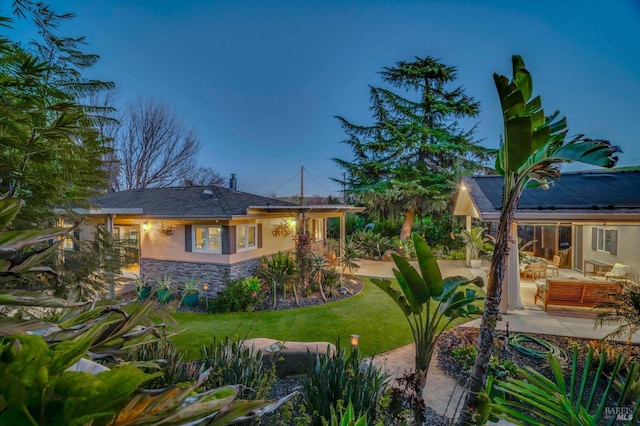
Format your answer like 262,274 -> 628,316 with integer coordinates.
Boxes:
350,334 -> 360,348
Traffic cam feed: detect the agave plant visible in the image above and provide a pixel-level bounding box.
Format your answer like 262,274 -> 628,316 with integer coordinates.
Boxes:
371,232 -> 483,423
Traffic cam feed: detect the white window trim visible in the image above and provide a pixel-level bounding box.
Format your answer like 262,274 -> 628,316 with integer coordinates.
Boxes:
236,224 -> 257,252
193,225 -> 222,254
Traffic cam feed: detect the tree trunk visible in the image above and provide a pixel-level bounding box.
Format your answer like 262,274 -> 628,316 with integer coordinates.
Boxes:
457,193 -> 520,425
400,209 -> 416,241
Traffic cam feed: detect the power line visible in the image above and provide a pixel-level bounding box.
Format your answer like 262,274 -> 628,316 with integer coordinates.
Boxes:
263,170 -> 300,196
304,167 -> 339,194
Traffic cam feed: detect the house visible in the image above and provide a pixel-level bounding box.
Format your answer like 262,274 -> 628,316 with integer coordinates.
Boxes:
453,169 -> 640,308
76,180 -> 363,295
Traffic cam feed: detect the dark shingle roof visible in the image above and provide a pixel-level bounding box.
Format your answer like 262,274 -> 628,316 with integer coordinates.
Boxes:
93,186 -> 297,218
465,170 -> 640,215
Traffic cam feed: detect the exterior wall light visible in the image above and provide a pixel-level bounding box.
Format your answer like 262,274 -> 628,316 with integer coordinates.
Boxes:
142,221 -> 150,231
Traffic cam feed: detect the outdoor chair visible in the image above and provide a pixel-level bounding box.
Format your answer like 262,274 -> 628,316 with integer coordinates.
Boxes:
534,280 -> 546,306
605,263 -> 630,281
546,255 -> 560,277
525,262 -> 547,280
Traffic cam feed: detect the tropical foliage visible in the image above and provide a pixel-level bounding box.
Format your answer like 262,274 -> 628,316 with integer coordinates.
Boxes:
458,55 -> 621,424
371,233 -> 483,423
482,345 -> 640,425
303,344 -> 389,425
258,251 -> 298,307
595,279 -> 640,342
334,56 -> 493,240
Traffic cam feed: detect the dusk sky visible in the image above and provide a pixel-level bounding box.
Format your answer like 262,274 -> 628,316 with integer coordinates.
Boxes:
10,1 -> 640,197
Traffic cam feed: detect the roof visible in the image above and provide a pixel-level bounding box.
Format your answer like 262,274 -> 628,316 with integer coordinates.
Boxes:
90,186 -> 297,218
453,170 -> 640,222
87,186 -> 363,219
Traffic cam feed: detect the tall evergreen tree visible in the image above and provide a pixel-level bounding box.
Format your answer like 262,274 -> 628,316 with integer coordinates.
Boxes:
0,1 -> 114,227
334,56 -> 493,240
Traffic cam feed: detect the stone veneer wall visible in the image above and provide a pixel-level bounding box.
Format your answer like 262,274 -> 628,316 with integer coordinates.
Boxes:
140,258 -> 260,297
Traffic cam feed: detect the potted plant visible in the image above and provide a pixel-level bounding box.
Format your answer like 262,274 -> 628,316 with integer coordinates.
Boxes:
134,274 -> 153,300
155,275 -> 173,303
181,275 -> 200,307
459,227 -> 493,269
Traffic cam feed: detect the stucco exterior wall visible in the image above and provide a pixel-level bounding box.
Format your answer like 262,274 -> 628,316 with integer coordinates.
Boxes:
580,223 -> 639,278
138,218 -> 295,291
139,218 -> 295,264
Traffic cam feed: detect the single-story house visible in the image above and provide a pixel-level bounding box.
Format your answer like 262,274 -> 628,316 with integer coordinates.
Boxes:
453,169 -> 640,309
74,180 -> 363,295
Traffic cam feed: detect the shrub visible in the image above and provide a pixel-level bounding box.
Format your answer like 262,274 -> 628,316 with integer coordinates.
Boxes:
209,277 -> 263,313
122,340 -> 194,389
348,230 -> 391,260
200,337 -> 274,399
451,344 -> 518,380
258,251 -> 298,307
303,344 -> 388,425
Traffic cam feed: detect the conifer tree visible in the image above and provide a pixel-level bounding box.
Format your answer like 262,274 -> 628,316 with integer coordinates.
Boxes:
0,1 -> 114,227
334,56 -> 493,239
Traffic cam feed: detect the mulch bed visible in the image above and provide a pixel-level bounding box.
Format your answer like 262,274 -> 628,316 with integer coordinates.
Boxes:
254,275 -> 364,311
437,325 -> 640,419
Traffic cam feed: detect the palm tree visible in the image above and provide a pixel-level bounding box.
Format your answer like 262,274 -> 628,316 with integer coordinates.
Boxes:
457,55 -> 621,425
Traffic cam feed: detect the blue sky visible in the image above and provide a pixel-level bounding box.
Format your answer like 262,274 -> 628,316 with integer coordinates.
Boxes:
9,0 -> 640,197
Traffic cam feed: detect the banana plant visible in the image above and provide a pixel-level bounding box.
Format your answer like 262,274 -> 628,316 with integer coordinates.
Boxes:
371,232 -> 483,423
458,55 -> 621,425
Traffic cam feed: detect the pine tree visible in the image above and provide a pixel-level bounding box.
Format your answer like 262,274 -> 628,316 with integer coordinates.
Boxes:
0,1 -> 114,227
334,56 -> 493,239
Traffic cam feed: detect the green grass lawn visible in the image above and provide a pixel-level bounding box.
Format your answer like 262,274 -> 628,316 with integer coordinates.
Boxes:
170,278 -> 482,360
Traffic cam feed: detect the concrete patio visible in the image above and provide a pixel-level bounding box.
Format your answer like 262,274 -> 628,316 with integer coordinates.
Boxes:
355,258 -> 639,343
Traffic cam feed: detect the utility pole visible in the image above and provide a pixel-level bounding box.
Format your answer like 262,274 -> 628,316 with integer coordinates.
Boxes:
300,165 -> 304,205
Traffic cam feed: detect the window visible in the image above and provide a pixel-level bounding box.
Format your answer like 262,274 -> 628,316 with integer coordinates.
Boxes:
236,225 -> 257,251
312,219 -> 324,240
193,226 -> 222,253
61,221 -> 79,251
592,227 -> 617,255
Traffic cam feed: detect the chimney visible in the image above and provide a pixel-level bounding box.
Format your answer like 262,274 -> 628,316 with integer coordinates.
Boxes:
229,173 -> 237,191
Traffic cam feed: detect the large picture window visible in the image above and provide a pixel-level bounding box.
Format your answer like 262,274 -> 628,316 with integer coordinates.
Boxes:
193,226 -> 222,253
236,224 -> 257,251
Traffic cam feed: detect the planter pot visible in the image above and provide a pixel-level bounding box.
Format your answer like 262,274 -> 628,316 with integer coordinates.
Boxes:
181,292 -> 199,307
136,286 -> 153,300
470,259 -> 482,269
156,288 -> 172,303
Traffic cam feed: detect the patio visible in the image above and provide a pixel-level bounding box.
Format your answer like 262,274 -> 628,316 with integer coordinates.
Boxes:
355,259 -> 640,343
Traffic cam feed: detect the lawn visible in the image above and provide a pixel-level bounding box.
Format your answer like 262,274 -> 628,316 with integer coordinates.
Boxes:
170,278 -> 482,360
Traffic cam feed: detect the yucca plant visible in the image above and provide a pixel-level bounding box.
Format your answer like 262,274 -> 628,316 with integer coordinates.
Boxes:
200,337 -> 273,399
371,232 -> 484,422
258,251 -> 297,307
485,345 -> 640,426
303,343 -> 388,425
